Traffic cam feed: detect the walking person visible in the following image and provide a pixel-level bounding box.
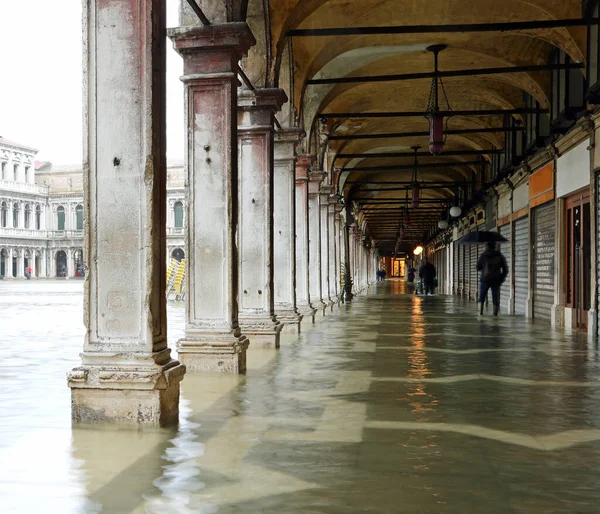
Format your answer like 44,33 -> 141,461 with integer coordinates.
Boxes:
419,258 -> 437,295
477,241 -> 508,316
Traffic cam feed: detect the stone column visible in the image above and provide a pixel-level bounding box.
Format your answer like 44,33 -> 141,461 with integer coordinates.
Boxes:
334,205 -> 343,301
319,185 -> 333,309
328,198 -> 339,304
309,171 -> 327,314
274,128 -> 304,333
295,156 -> 317,323
237,88 -> 286,348
168,23 -> 254,372
40,248 -> 47,278
30,251 -> 36,279
16,249 -> 24,278
68,0 -> 185,426
67,249 -> 75,279
6,248 -> 13,278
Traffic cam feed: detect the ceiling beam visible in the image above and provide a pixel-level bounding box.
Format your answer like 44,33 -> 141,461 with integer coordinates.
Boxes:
338,149 -> 501,159
288,17 -> 600,37
342,160 -> 481,172
309,62 -> 583,86
329,126 -> 524,141
346,180 -> 467,185
322,108 -> 547,119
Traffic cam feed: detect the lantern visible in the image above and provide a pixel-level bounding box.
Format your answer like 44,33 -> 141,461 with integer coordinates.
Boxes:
450,206 -> 462,218
411,186 -> 420,209
438,220 -> 449,230
425,44 -> 451,155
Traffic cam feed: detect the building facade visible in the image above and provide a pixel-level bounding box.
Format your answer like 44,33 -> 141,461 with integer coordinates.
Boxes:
0,137 -> 186,279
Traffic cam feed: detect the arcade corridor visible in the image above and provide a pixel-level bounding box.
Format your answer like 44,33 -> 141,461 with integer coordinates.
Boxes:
3,280 -> 600,512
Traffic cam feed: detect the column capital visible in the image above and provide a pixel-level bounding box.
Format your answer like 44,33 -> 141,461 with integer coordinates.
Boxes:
275,127 -> 306,145
238,88 -> 288,129
168,23 -> 256,75
295,154 -> 315,183
308,171 -> 327,196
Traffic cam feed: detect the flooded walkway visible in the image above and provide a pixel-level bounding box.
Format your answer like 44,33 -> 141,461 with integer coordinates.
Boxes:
2,280 -> 600,512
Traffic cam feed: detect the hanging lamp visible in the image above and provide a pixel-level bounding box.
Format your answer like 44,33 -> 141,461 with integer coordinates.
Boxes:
410,146 -> 421,208
425,45 -> 452,155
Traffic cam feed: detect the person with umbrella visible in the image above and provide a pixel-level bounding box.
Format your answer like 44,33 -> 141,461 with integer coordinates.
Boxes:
459,231 -> 508,316
477,241 -> 508,316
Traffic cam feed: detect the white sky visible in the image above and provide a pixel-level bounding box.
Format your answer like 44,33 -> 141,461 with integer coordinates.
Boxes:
0,0 -> 184,164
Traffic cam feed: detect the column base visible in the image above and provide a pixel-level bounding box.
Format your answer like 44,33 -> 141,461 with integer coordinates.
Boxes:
525,297 -> 534,319
178,331 -> 249,373
68,349 -> 186,427
588,309 -> 597,338
297,303 -> 317,324
275,309 -> 304,334
239,316 -> 283,348
551,303 -> 564,328
314,300 -> 328,316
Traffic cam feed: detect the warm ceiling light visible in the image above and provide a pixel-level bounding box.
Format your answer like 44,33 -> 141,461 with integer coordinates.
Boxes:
425,44 -> 451,155
450,206 -> 462,218
413,245 -> 424,256
438,220 -> 449,229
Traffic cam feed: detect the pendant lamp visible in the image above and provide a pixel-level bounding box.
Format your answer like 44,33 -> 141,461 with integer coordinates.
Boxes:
425,45 -> 452,155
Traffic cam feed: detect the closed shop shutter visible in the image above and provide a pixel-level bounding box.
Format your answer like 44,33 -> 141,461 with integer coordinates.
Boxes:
463,243 -> 469,297
532,202 -> 555,320
514,215 -> 529,315
458,244 -> 464,295
470,243 -> 478,300
453,243 -> 459,295
499,224 -> 511,311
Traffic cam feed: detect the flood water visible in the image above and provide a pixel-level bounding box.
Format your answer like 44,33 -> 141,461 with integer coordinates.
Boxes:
2,279 -> 600,513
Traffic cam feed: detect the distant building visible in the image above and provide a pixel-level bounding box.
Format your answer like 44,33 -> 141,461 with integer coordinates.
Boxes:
0,136 -> 186,278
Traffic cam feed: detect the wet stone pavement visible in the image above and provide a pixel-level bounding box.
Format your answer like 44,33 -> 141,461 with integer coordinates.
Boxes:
2,279 -> 600,512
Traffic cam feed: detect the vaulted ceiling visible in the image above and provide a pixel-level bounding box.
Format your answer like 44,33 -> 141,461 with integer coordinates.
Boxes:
266,0 -> 587,254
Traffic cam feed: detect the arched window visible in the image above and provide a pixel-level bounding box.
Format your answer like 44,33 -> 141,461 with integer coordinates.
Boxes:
24,204 -> 31,229
13,203 -> 19,228
174,201 -> 184,229
57,206 -> 65,231
75,204 -> 84,230
35,205 -> 41,230
1,202 -> 7,228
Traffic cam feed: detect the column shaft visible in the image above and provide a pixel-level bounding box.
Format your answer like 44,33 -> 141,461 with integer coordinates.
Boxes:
168,23 -> 255,372
308,171 -> 327,314
237,89 -> 286,348
319,185 -> 332,309
274,129 -> 304,333
295,156 -> 316,323
68,0 -> 185,426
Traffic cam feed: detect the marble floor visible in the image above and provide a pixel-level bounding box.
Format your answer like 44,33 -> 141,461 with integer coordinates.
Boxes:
1,279 -> 600,513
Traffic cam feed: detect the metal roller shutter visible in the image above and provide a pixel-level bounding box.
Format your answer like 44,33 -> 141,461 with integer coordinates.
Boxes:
532,202 -> 555,320
499,224 -> 511,312
470,244 -> 478,301
458,244 -> 464,295
453,243 -> 459,295
463,245 -> 471,298
514,216 -> 529,315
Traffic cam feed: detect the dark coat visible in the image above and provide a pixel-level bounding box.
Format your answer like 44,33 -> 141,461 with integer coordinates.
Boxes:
419,262 -> 436,282
477,249 -> 508,284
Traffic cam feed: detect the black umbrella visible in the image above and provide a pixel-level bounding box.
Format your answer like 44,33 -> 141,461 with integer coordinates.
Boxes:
458,230 -> 508,245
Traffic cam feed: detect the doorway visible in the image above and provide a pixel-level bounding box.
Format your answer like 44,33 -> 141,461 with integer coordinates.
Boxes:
56,250 -> 68,278
565,190 -> 591,329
